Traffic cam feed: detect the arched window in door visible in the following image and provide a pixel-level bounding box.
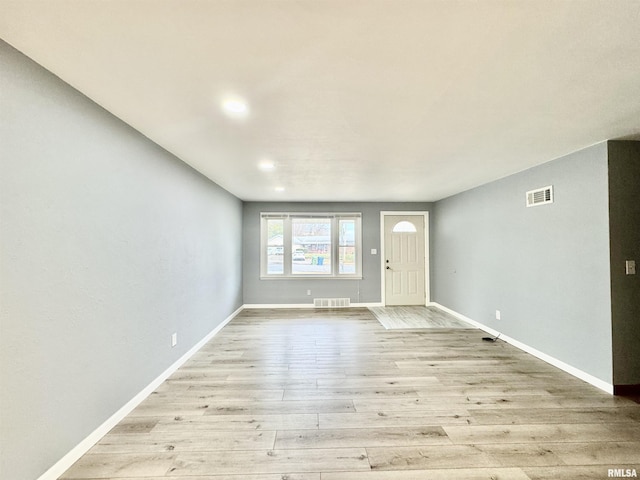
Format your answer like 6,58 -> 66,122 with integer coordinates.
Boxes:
392,221 -> 417,233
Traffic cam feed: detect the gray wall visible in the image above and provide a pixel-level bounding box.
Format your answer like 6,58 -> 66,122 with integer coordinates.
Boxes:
431,143 -> 613,384
608,141 -> 640,386
0,41 -> 243,480
243,202 -> 431,304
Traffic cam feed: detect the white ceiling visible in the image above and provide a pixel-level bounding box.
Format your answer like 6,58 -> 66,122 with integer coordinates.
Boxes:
1,1 -> 640,202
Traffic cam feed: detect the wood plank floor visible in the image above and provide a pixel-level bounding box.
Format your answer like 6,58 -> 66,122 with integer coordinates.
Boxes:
61,308 -> 640,480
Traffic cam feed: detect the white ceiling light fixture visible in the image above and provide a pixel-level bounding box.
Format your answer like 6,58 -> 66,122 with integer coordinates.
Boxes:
258,160 -> 276,171
274,186 -> 285,192
221,95 -> 249,118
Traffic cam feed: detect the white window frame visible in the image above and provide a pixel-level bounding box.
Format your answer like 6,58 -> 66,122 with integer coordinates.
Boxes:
260,212 -> 362,279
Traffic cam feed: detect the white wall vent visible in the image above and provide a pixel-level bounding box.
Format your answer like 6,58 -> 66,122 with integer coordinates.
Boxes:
526,185 -> 553,207
314,298 -> 351,308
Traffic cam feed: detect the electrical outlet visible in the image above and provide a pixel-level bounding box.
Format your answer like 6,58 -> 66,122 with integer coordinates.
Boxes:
307,289 -> 311,296
171,333 -> 178,347
626,260 -> 636,275
495,310 -> 501,321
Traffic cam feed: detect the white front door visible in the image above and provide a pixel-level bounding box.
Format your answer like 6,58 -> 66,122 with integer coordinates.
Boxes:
383,214 -> 426,306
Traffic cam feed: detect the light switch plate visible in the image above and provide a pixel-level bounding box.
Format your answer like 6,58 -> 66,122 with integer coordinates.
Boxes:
626,260 -> 636,275
371,249 -> 377,255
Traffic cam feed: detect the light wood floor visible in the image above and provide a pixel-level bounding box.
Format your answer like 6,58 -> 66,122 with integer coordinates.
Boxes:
61,308 -> 640,479
369,306 -> 471,329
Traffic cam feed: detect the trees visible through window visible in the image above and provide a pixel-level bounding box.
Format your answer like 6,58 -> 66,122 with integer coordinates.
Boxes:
265,218 -> 284,274
261,213 -> 362,278
292,217 -> 332,275
339,219 -> 357,274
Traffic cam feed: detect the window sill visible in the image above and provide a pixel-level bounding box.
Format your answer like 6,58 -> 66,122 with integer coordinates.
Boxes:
260,275 -> 363,281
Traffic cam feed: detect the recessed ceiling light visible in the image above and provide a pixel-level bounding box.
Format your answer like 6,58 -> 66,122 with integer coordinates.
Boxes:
221,95 -> 249,118
258,160 -> 276,171
274,186 -> 285,192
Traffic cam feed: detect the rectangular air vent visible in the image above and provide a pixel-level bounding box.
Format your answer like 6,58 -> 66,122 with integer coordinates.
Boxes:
526,185 -> 553,207
314,298 -> 351,308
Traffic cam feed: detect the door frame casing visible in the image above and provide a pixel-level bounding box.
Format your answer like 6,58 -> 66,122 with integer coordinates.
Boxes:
380,211 -> 430,306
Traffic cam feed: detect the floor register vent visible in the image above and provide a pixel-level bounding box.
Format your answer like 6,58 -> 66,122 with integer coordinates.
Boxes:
526,185 -> 553,207
314,298 -> 351,308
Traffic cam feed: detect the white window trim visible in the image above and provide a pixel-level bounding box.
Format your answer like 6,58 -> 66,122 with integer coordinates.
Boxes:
260,212 -> 362,279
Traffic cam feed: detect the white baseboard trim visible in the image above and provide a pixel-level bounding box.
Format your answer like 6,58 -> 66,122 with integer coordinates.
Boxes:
242,302 -> 384,309
242,303 -> 316,309
429,302 -> 614,395
37,305 -> 243,480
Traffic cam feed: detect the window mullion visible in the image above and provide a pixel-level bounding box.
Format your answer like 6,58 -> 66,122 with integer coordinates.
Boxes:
260,217 -> 266,276
356,216 -> 362,276
283,216 -> 292,276
332,217 -> 339,275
